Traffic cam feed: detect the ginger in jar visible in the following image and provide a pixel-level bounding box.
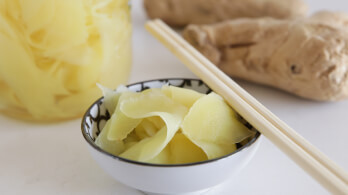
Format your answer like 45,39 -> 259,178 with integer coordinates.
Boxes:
0,0 -> 132,121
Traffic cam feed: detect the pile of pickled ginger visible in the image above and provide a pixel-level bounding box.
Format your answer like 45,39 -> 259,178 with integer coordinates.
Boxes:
0,0 -> 131,121
96,85 -> 255,164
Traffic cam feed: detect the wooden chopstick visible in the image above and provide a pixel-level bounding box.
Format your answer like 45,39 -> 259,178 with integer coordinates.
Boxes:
145,19 -> 348,194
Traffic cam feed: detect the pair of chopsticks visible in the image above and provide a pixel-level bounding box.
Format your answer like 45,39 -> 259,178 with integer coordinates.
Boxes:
145,19 -> 348,194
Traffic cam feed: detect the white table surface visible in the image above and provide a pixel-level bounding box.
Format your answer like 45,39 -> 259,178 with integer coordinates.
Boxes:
1,0 -> 347,194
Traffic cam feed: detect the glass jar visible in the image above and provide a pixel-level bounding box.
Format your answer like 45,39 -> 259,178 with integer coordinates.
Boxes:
0,0 -> 132,121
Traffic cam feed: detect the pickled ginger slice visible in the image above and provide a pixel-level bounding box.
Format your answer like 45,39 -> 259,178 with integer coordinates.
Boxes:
19,0 -> 55,34
147,144 -> 171,164
95,118 -> 125,156
141,118 -> 159,137
24,0 -> 88,51
120,89 -> 188,119
134,118 -> 158,139
162,86 -> 204,108
106,91 -> 142,141
134,124 -> 149,140
119,89 -> 188,162
146,116 -> 165,130
0,81 -> 21,109
98,84 -> 128,114
191,140 -> 237,160
169,133 -> 207,164
123,131 -> 140,150
161,85 -> 171,98
119,125 -> 171,162
181,93 -> 253,159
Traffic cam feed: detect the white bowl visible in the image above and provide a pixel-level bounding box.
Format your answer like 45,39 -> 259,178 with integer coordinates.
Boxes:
81,78 -> 261,195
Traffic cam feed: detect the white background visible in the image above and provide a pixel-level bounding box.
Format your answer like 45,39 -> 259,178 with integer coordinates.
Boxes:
1,0 -> 347,194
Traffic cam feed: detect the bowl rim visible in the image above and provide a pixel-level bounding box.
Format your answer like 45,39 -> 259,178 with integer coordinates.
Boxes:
81,78 -> 261,167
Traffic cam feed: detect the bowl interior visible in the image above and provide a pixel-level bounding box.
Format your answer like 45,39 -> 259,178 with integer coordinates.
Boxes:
81,78 -> 260,166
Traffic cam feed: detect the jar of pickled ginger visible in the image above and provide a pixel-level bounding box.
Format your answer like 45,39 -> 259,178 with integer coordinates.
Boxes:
0,0 -> 132,121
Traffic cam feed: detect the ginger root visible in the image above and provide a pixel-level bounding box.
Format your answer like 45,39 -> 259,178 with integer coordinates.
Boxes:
144,0 -> 308,27
183,11 -> 348,101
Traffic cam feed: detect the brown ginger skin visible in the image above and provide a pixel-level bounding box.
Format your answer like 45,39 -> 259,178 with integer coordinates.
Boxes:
144,0 -> 308,27
183,12 -> 348,101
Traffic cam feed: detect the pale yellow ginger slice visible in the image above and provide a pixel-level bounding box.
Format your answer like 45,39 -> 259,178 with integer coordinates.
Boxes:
147,145 -> 171,164
134,124 -> 149,140
181,93 -> 253,159
24,0 -> 88,52
119,126 -> 171,162
146,116 -> 166,130
95,118 -> 125,156
0,81 -> 21,109
135,119 -> 159,139
191,140 -> 237,160
120,90 -> 188,119
98,84 -> 121,114
95,86 -> 129,156
106,91 -> 143,141
98,84 -> 128,114
123,131 -> 140,150
169,133 -> 207,164
118,90 -> 188,162
141,118 -> 159,137
162,85 -> 204,108
19,0 -> 55,34
161,85 -> 172,97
